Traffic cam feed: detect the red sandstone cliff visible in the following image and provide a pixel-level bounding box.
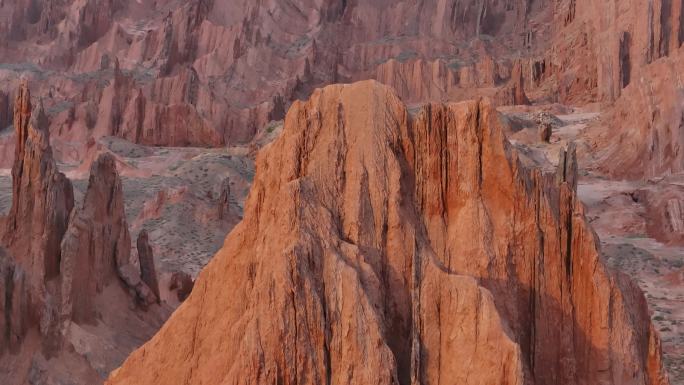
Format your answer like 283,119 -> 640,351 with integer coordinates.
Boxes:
106,81 -> 668,385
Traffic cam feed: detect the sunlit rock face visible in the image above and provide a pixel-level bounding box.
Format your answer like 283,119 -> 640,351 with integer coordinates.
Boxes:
106,81 -> 669,385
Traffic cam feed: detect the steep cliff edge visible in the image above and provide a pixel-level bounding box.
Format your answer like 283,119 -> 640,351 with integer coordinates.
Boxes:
107,81 -> 668,385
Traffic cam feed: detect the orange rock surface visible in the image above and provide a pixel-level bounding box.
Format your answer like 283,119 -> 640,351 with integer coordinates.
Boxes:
107,81 -> 668,385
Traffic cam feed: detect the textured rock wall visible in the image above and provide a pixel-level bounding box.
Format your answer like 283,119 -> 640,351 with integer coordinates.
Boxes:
106,81 -> 668,385
0,82 -> 159,368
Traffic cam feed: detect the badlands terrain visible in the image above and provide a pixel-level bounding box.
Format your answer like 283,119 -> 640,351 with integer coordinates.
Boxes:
0,0 -> 682,384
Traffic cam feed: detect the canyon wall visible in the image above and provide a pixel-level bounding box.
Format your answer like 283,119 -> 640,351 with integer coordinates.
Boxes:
0,0 -> 550,150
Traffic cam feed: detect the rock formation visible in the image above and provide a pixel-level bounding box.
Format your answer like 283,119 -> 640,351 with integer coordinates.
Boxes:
557,142 -> 579,191
0,82 -> 165,384
3,80 -> 74,284
168,271 -> 194,302
538,122 -> 552,142
0,0 -> 560,150
0,80 -> 74,355
0,90 -> 11,129
2,0 -> 683,153
588,49 -> 684,179
106,81 -> 668,385
216,177 -> 231,220
136,230 -> 160,302
60,152 -> 156,325
632,182 -> 684,246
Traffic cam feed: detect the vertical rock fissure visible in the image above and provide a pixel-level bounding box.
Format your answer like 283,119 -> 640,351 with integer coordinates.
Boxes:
679,0 -> 684,45
410,238 -> 421,385
3,267 -> 13,346
318,248 -> 332,385
439,110 -> 448,221
564,192 -> 573,283
530,172 -> 541,376
660,0 -> 672,57
619,32 -> 631,88
288,256 -> 299,385
475,101 -> 484,191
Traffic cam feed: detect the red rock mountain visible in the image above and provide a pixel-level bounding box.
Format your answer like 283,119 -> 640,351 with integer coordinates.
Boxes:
106,81 -> 669,385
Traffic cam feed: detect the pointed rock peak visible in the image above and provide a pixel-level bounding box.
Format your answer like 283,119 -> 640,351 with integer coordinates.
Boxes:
217,177 -> 230,220
60,152 -> 150,324
510,59 -> 530,105
137,229 -> 160,302
113,57 -> 124,82
556,141 -> 578,191
29,98 -> 49,136
1,80 -> 74,353
6,81 -> 73,249
106,81 -> 668,385
13,79 -> 31,161
89,152 -> 119,184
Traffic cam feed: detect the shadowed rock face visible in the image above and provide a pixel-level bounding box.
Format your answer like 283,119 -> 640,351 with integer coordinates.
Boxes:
0,82 -> 165,384
0,91 -> 10,130
4,80 -> 74,286
136,229 -> 160,302
106,81 -> 669,385
60,152 -> 138,324
0,80 -> 74,355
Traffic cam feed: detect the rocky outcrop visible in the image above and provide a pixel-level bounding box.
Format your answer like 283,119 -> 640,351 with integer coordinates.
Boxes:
372,55 -> 523,105
216,177 -> 230,220
538,122 -> 552,142
633,182 -> 684,245
60,153 -> 133,323
4,81 -> 75,269
61,152 -> 157,325
9,0 -> 684,149
168,271 -> 193,302
136,230 -> 159,302
557,142 -> 578,191
0,80 -> 74,357
0,249 -> 29,354
0,81 -> 175,384
0,90 -> 11,129
0,0 -> 561,150
106,81 -> 668,385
